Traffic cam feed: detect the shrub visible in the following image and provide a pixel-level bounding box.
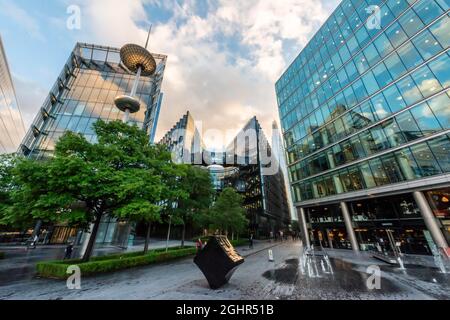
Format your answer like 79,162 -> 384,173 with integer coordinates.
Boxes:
36,246 -> 196,279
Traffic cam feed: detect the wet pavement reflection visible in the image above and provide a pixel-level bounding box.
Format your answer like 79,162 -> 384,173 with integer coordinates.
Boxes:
261,247 -> 450,300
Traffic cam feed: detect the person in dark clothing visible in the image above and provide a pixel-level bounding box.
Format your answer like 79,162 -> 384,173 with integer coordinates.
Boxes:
64,242 -> 74,260
248,234 -> 254,249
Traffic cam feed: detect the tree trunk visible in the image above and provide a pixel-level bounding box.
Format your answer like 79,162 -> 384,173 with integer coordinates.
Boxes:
165,217 -> 172,252
82,213 -> 102,262
144,222 -> 152,254
232,232 -> 235,241
181,223 -> 186,248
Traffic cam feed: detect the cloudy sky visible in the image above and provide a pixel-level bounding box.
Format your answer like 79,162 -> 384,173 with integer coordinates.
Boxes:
0,0 -> 340,148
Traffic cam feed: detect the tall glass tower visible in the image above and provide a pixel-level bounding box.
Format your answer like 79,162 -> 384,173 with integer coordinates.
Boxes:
19,43 -> 167,246
20,43 -> 167,159
276,0 -> 450,257
0,36 -> 26,154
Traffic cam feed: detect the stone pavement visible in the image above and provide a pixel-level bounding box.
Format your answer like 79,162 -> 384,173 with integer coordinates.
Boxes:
0,240 -> 449,300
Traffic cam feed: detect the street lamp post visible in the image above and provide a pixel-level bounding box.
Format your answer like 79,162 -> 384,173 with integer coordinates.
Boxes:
114,28 -> 157,123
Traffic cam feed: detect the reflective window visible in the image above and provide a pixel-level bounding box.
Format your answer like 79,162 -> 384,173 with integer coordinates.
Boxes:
429,15 -> 450,48
396,42 -> 423,70
397,76 -> 423,105
410,143 -> 442,177
428,53 -> 450,89
383,84 -> 406,113
413,0 -> 444,25
369,158 -> 390,186
380,154 -> 405,183
411,65 -> 442,99
384,53 -> 407,79
396,110 -> 422,142
398,9 -> 424,37
427,135 -> 450,172
410,103 -> 443,135
413,29 -> 443,60
427,92 -> 450,129
362,71 -> 380,95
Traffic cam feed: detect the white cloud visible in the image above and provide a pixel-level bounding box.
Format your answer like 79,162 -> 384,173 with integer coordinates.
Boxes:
0,0 -> 44,41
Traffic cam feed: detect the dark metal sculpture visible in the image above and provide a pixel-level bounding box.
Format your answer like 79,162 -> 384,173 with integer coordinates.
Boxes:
194,236 -> 245,289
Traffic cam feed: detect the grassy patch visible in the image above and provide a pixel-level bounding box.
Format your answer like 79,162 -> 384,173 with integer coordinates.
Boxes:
36,246 -> 196,280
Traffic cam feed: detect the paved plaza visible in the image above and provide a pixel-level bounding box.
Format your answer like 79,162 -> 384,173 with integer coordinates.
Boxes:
0,241 -> 449,300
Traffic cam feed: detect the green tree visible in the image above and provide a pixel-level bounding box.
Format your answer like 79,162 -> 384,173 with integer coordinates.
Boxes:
210,188 -> 248,238
175,165 -> 214,247
8,120 -> 167,261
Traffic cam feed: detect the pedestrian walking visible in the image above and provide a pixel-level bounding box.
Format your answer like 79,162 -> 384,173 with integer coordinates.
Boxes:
196,238 -> 203,253
64,242 -> 74,260
248,233 -> 254,249
28,234 -> 39,250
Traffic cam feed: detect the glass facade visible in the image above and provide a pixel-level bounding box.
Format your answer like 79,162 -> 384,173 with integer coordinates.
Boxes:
20,43 -> 167,159
276,0 -> 450,254
0,36 -> 26,154
276,0 -> 450,203
225,117 -> 292,237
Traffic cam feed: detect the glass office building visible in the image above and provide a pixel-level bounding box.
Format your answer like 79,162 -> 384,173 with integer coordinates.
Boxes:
20,42 -> 167,159
0,36 -> 26,154
19,43 -> 167,245
160,113 -> 292,237
276,0 -> 450,256
225,117 -> 291,237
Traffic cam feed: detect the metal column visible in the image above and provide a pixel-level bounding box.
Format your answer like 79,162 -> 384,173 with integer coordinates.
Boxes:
340,202 -> 360,253
413,191 -> 449,251
298,207 -> 311,249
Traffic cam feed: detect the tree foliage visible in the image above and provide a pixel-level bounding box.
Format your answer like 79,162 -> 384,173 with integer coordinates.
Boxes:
3,120 -> 176,261
208,187 -> 248,236
173,165 -> 214,247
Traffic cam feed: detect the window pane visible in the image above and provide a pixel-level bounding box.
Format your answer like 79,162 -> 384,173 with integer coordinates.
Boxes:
380,154 -> 405,183
412,29 -> 443,60
369,158 -> 390,186
385,21 -> 408,48
411,65 -> 443,99
398,9 -> 424,37
410,143 -> 442,177
397,42 -> 423,70
429,15 -> 450,48
395,149 -> 419,180
362,71 -> 380,95
373,63 -> 393,88
397,76 -> 423,105
410,103 -> 443,135
372,93 -> 391,119
382,117 -> 406,147
384,53 -> 406,79
427,92 -> 450,129
427,136 -> 450,173
396,110 -> 422,141
370,125 -> 391,151
413,0 -> 444,25
428,53 -> 450,88
383,84 -> 406,113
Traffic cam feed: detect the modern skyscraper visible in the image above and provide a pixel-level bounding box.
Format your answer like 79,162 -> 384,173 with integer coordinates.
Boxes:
276,0 -> 450,256
20,42 -> 167,159
159,111 -> 204,164
160,113 -> 292,237
225,117 -> 292,236
0,36 -> 26,154
18,42 -> 167,245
